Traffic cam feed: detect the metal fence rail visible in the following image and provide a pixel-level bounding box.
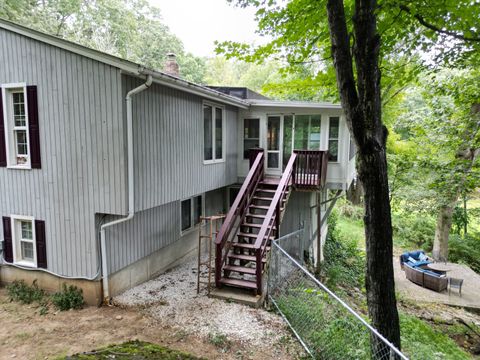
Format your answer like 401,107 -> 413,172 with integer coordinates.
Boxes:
268,231 -> 408,360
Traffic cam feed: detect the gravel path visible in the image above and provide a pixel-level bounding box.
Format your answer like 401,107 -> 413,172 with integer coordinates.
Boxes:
114,258 -> 292,348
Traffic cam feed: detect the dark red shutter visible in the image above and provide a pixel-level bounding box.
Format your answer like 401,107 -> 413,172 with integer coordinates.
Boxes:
2,216 -> 13,263
0,88 -> 6,167
27,86 -> 41,169
35,220 -> 47,269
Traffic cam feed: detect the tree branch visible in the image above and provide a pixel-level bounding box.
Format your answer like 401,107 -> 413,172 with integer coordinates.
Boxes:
399,5 -> 480,42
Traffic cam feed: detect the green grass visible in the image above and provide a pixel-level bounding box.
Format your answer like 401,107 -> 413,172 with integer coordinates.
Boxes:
400,314 -> 471,360
59,340 -> 204,359
337,216 -> 365,250
276,289 -> 472,360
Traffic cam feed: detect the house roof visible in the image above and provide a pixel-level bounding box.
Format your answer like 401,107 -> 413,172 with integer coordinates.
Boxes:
0,18 -> 250,109
0,18 -> 342,112
248,99 -> 342,110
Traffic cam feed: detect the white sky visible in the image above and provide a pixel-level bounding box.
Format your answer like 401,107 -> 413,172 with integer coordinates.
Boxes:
149,0 -> 263,57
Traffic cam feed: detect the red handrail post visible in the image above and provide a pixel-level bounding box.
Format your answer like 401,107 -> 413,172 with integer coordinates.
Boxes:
256,249 -> 262,294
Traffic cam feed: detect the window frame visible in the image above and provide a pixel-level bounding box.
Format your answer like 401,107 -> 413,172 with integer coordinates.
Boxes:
2,83 -> 31,169
328,116 -> 340,163
243,118 -> 260,159
180,194 -> 205,235
10,214 -> 37,268
203,101 -> 226,164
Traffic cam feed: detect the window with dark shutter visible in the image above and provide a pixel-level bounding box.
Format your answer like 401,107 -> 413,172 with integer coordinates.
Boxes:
27,86 -> 41,169
35,220 -> 47,269
0,88 -> 6,167
2,216 -> 13,263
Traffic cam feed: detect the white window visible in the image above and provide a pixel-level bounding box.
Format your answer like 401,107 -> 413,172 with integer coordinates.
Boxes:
11,215 -> 36,267
328,117 -> 340,162
203,103 -> 225,163
181,195 -> 204,233
2,84 -> 30,168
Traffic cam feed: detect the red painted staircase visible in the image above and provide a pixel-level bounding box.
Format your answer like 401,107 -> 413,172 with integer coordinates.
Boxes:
215,149 -> 328,295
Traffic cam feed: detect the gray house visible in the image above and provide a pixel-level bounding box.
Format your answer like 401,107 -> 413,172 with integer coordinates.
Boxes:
0,19 -> 355,304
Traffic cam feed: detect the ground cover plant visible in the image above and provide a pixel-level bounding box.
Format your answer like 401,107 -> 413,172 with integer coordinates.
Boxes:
62,340 -> 204,359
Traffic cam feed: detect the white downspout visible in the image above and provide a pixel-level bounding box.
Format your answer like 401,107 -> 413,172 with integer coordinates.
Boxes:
100,75 -> 153,303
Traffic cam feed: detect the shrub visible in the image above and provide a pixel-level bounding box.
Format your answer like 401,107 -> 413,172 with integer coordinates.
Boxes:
51,284 -> 84,311
6,280 -> 45,304
391,212 -> 436,250
448,233 -> 480,273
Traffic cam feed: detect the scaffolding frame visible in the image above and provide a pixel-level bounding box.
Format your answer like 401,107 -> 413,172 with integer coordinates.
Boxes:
197,215 -> 225,294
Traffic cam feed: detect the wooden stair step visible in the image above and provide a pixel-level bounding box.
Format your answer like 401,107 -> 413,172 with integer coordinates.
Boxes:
256,188 -> 276,194
245,213 -> 267,219
253,196 -> 275,202
220,277 -> 257,290
232,242 -> 256,249
238,232 -> 274,240
223,265 -> 256,275
227,253 -> 267,262
249,205 -> 270,210
241,223 -> 276,229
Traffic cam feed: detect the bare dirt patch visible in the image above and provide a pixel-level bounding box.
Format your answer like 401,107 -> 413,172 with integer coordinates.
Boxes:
0,261 -> 302,360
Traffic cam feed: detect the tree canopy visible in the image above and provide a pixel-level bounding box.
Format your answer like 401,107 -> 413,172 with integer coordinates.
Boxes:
0,0 -> 206,82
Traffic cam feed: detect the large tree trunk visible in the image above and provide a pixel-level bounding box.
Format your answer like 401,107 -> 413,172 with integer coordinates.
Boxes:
326,0 -> 401,353
432,199 -> 457,261
432,104 -> 480,261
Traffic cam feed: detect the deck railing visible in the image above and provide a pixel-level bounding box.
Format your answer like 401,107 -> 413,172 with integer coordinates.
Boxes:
253,152 -> 297,293
215,150 -> 264,288
293,150 -> 329,190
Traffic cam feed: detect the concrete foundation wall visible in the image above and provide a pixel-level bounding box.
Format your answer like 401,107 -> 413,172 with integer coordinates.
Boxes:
0,266 -> 102,305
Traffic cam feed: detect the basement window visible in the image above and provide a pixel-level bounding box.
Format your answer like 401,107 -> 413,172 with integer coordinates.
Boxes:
12,216 -> 36,267
181,195 -> 204,233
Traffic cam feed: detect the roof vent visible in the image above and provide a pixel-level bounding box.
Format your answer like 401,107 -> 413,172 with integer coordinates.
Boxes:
163,53 -> 180,77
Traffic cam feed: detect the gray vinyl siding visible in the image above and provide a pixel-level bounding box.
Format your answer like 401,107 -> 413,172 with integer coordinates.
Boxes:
105,187 -> 227,274
0,29 -> 127,278
124,76 -> 239,212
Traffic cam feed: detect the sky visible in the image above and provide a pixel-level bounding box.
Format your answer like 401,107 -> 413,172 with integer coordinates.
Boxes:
149,0 -> 264,57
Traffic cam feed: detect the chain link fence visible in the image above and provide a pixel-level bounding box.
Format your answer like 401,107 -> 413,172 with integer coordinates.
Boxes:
268,230 -> 408,360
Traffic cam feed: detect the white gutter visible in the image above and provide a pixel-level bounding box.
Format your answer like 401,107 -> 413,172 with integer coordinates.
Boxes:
100,75 -> 153,302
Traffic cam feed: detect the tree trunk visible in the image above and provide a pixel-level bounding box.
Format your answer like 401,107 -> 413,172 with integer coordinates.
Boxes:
346,179 -> 363,205
432,199 -> 457,262
326,0 -> 401,353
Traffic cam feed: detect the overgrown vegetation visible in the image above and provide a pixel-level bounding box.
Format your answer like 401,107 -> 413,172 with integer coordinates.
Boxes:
6,280 -> 84,312
321,210 -> 365,290
63,340 -> 203,359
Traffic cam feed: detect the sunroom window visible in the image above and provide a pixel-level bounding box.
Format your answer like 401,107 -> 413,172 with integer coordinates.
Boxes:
328,117 -> 340,162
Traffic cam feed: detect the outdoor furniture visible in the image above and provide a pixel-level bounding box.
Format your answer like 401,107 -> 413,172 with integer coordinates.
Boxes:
448,277 -> 464,296
404,263 -> 448,292
400,250 -> 432,270
426,263 -> 451,275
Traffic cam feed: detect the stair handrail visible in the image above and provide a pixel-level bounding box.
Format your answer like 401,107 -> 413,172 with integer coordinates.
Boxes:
215,151 -> 264,287
253,152 -> 297,292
